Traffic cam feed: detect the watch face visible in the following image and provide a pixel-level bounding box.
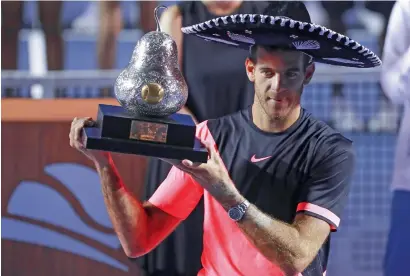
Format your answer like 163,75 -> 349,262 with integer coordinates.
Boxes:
228,207 -> 242,221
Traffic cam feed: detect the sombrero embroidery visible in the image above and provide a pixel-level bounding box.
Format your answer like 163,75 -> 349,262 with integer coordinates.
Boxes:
181,14 -> 381,68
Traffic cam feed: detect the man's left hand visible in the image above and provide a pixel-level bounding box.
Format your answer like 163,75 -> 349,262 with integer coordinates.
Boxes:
162,141 -> 243,207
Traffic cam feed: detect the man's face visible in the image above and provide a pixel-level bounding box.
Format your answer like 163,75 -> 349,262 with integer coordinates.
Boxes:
245,47 -> 314,121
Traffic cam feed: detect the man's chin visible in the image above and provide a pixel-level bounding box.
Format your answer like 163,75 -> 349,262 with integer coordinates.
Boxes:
267,111 -> 286,121
265,106 -> 287,119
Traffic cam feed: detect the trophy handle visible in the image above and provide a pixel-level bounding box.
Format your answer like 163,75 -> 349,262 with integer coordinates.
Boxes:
154,6 -> 168,32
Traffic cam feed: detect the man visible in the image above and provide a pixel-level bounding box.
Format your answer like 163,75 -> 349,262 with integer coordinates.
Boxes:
69,2 -> 380,275
140,2 -> 270,276
380,0 -> 410,275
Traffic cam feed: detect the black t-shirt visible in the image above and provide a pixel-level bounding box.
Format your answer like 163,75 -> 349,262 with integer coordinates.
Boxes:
150,105 -> 355,276
206,106 -> 354,275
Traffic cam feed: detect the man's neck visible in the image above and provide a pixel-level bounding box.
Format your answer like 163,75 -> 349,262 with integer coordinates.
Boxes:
251,104 -> 301,133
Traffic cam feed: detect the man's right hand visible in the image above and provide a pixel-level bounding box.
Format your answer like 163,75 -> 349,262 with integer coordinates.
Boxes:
69,117 -> 110,167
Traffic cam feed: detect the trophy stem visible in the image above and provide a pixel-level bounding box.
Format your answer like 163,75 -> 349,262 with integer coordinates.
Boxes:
154,6 -> 167,32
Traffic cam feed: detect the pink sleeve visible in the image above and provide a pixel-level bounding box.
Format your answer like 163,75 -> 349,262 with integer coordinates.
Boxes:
148,121 -> 213,220
148,166 -> 204,219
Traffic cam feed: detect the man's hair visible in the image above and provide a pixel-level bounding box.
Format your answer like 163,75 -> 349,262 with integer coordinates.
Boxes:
248,45 -> 313,70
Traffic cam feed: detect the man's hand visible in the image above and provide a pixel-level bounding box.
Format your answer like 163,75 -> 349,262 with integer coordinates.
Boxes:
162,141 -> 243,207
69,117 -> 110,167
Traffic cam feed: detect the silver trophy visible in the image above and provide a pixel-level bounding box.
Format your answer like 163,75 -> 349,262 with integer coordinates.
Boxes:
82,6 -> 208,162
115,6 -> 188,117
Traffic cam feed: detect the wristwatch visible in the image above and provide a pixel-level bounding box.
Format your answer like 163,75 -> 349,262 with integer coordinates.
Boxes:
228,200 -> 250,222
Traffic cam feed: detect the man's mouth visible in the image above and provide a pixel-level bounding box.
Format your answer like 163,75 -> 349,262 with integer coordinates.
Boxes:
267,97 -> 283,102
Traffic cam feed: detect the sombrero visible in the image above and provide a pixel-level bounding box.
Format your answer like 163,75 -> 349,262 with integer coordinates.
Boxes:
180,1 -> 381,68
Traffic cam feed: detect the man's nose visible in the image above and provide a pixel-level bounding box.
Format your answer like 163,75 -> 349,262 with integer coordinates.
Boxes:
270,74 -> 284,91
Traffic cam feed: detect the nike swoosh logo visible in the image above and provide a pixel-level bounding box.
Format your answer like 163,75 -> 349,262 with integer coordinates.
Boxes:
251,154 -> 271,162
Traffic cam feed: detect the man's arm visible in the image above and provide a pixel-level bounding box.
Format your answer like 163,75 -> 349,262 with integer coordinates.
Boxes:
220,137 -> 354,275
381,0 -> 410,104
229,204 -> 330,275
96,157 -> 182,258
216,192 -> 332,275
103,121 -> 207,257
70,118 -> 203,258
70,117 -> 183,257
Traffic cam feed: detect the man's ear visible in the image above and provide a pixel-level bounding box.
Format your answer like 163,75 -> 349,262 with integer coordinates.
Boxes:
303,62 -> 315,85
245,58 -> 256,82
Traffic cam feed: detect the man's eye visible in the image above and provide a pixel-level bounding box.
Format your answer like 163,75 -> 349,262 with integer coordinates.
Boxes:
262,71 -> 273,77
286,72 -> 299,78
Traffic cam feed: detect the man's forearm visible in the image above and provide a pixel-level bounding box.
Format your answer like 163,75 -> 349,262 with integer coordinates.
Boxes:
235,204 -> 311,275
214,187 -> 312,274
96,160 -> 148,257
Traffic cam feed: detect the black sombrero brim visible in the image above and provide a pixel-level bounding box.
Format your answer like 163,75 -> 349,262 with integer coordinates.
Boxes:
181,14 -> 381,68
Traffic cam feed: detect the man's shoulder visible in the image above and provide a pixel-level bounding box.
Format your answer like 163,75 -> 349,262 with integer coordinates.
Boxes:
196,109 -> 245,135
302,111 -> 354,155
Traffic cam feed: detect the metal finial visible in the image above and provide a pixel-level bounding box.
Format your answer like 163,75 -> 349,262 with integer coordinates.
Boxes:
154,6 -> 167,32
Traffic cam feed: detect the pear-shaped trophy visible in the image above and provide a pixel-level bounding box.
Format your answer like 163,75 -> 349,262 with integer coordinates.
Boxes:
82,6 -> 207,162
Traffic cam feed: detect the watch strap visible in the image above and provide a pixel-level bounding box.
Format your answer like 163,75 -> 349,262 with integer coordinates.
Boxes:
238,200 -> 250,213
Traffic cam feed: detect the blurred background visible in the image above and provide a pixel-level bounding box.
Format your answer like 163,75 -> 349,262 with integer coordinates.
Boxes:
1,1 -> 404,276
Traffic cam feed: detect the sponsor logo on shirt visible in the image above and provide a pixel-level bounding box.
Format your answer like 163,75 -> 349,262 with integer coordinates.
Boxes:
250,154 -> 272,162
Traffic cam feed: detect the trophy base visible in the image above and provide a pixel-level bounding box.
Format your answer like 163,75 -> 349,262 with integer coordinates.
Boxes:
82,127 -> 209,163
81,104 -> 208,163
